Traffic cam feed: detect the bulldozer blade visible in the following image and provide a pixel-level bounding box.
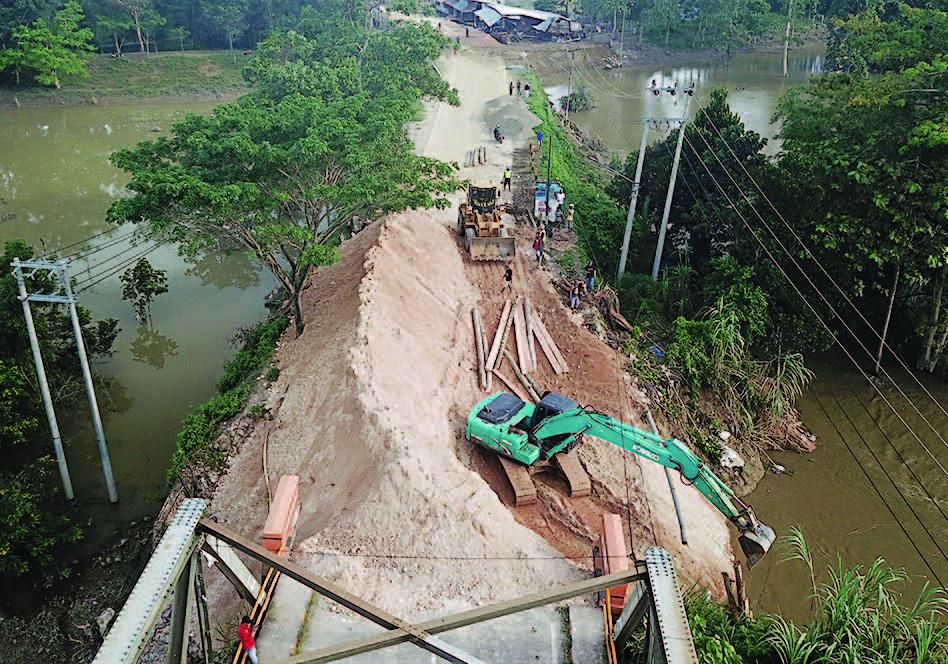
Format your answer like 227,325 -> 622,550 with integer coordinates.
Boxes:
470,236 -> 516,261
738,522 -> 776,568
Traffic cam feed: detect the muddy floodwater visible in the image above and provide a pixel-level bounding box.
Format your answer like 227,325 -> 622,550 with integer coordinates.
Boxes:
0,101 -> 276,551
542,44 -> 825,154
545,45 -> 948,618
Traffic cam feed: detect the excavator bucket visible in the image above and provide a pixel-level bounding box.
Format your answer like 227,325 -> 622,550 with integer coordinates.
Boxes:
469,235 -> 516,261
738,522 -> 776,568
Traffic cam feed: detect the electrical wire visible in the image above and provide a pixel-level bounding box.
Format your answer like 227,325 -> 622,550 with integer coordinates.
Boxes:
690,127 -> 948,456
72,235 -> 156,287
845,385 -> 948,524
66,228 -> 143,263
811,391 -> 945,586
681,132 -> 948,481
36,226 -> 123,260
704,114 -> 948,422
75,240 -> 168,293
828,392 -> 948,562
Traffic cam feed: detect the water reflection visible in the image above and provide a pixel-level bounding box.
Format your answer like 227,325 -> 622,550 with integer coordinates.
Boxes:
130,325 -> 180,369
184,247 -> 261,290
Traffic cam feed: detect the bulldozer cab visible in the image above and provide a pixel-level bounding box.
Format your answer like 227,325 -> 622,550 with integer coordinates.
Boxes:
469,186 -> 498,214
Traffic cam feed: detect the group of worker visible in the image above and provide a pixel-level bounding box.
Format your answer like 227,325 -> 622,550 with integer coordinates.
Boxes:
508,79 -> 531,97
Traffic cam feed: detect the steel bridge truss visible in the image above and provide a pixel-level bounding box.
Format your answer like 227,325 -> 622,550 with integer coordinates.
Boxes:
94,499 -> 697,664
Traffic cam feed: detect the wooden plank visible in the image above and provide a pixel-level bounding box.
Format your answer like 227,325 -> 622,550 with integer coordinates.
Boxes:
512,301 -> 530,375
490,367 -> 531,402
534,313 -> 569,373
503,350 -> 540,402
472,308 -> 487,390
553,451 -> 591,498
531,316 -> 565,374
497,455 -> 537,506
523,296 -> 537,371
486,298 -> 514,371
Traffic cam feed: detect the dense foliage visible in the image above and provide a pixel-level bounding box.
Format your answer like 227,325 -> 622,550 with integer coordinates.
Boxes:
0,241 -> 118,579
0,0 -> 94,87
109,2 -> 461,337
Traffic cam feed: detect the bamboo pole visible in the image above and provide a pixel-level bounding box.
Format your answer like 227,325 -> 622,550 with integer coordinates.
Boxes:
504,349 -> 540,401
486,298 -> 514,371
473,308 -> 487,390
523,296 -> 537,371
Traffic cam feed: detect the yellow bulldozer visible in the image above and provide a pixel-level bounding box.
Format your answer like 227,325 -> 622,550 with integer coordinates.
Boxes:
457,185 -> 516,260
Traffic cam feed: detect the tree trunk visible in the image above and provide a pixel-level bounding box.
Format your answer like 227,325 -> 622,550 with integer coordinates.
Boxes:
53,71 -> 60,89
113,31 -> 121,54
874,264 -> 901,375
612,8 -> 616,39
228,33 -> 234,50
919,265 -> 946,371
133,14 -> 145,53
783,0 -> 794,77
619,10 -> 625,54
292,289 -> 304,337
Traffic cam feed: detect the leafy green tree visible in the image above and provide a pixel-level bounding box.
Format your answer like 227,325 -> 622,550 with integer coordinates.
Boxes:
110,15 -> 461,337
201,0 -> 246,50
0,0 -> 94,88
120,257 -> 169,322
166,23 -> 188,50
0,460 -> 83,578
775,2 -> 948,370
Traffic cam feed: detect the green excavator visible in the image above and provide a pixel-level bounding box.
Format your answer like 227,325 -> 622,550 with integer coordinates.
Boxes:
465,391 -> 776,567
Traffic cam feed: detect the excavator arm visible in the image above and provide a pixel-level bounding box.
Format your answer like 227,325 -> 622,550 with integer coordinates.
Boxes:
531,408 -> 776,566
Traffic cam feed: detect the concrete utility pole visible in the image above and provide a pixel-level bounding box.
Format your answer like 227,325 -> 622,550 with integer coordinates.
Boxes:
12,258 -> 74,501
652,86 -> 693,280
11,258 -> 118,503
617,80 -> 695,281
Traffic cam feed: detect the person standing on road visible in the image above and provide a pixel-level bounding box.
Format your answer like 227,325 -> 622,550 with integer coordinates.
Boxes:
565,203 -> 575,234
509,81 -> 514,95
238,616 -> 259,664
503,167 -> 512,191
516,80 -> 522,95
537,129 -> 543,146
556,186 -> 565,211
465,27 -> 470,37
585,261 -> 596,295
524,82 -> 531,98
503,264 -> 513,291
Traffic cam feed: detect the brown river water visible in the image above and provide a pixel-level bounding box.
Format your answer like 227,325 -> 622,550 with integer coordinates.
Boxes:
1,47 -> 945,620
543,45 -> 948,619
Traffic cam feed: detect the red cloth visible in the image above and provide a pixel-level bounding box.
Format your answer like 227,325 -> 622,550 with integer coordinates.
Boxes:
238,622 -> 256,649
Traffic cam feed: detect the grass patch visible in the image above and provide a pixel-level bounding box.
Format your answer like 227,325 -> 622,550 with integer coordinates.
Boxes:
167,314 -> 287,486
0,50 -> 248,105
558,606 -> 573,664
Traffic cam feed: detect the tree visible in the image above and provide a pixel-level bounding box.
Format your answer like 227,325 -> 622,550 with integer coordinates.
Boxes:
110,0 -> 156,52
0,0 -> 94,88
110,16 -> 462,337
120,257 -> 168,322
166,24 -> 188,50
201,0 -> 246,50
775,3 -> 948,371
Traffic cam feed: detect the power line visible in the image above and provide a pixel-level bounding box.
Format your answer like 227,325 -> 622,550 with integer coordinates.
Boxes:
690,128 -> 948,457
845,385 -> 948,524
75,241 -> 167,293
682,132 -> 948,480
72,235 -> 156,287
37,226 -> 123,260
66,228 -> 143,263
704,114 -> 948,422
811,391 -> 945,586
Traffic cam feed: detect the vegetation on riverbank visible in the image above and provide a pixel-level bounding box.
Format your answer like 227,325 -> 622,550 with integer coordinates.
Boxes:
624,531 -> 948,662
0,50 -> 246,105
0,240 -> 119,584
167,314 -> 286,489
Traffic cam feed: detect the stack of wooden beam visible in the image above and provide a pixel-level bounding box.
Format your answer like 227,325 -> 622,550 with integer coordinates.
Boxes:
472,297 -> 569,400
